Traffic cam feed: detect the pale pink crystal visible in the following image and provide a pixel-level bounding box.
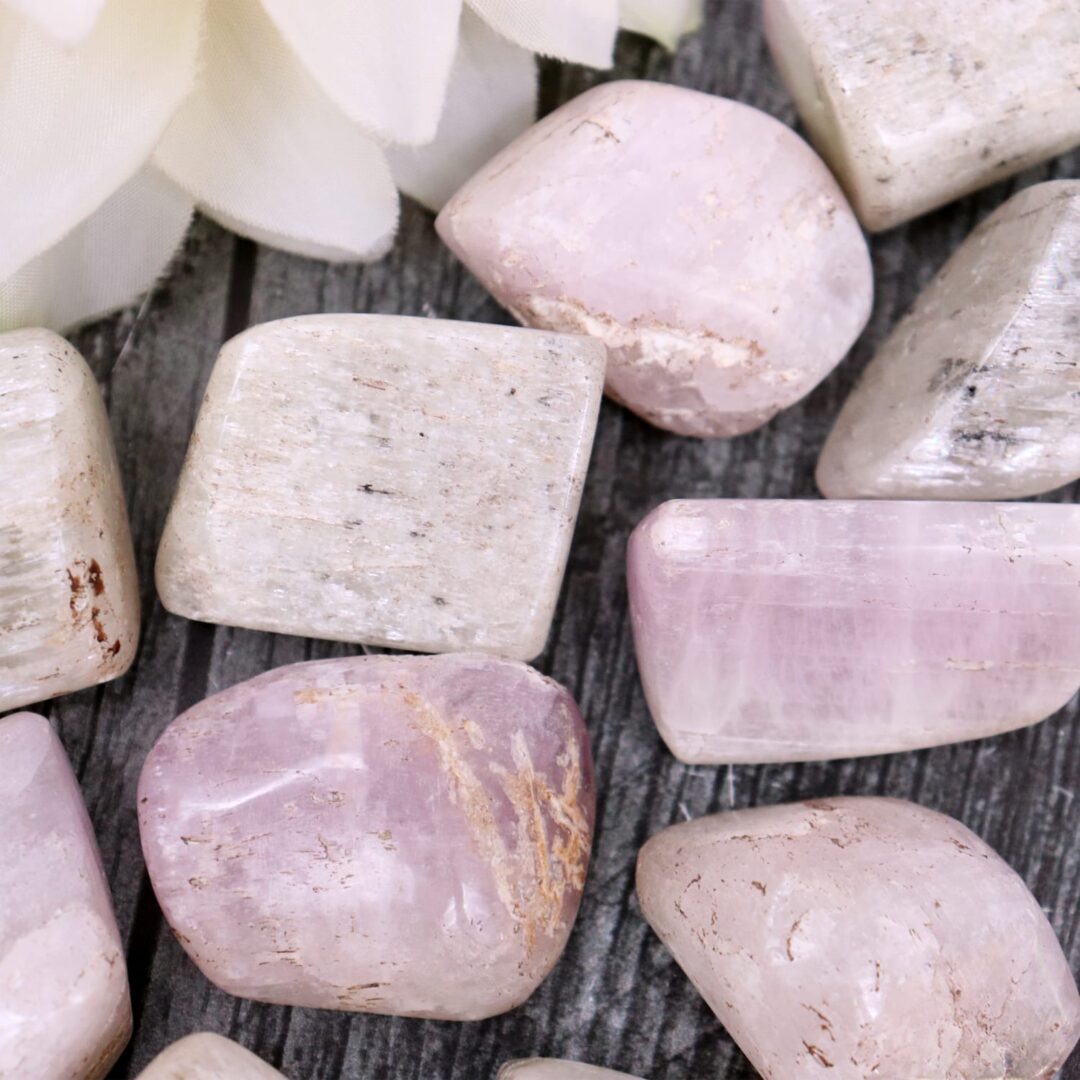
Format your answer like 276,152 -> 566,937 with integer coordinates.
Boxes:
0,713 -> 131,1079
628,499 -> 1080,763
138,653 -> 595,1020
637,797 -> 1080,1079
437,80 -> 872,438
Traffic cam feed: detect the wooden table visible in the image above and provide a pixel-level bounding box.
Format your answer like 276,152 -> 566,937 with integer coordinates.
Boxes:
51,2 -> 1080,1076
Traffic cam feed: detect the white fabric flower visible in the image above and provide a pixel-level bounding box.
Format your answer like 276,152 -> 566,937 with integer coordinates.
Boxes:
0,0 -> 701,332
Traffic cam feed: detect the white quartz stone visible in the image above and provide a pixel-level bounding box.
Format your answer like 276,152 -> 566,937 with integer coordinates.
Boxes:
156,315 -> 605,660
764,0 -> 1080,230
135,1033 -> 284,1078
0,328 -> 140,712
500,1061 -> 642,1079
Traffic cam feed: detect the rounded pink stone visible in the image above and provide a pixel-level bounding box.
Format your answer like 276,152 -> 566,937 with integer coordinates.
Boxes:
138,653 -> 595,1020
437,79 -> 873,438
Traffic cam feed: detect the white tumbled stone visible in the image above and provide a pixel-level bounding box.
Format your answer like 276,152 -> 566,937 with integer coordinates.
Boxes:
156,315 -> 605,660
0,329 -> 139,712
764,0 -> 1080,230
136,1033 -> 284,1078
500,1062 -> 642,1079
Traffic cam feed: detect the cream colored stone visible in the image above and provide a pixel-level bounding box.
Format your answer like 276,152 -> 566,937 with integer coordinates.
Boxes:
764,0 -> 1080,230
156,315 -> 605,660
136,1033 -> 284,1078
0,329 -> 139,712
500,1061 -> 642,1080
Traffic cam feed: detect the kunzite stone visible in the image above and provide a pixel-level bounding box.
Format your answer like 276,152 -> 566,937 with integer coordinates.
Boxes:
628,500 -> 1080,764
500,1061 -> 642,1079
139,653 -> 595,1019
136,1033 -> 284,1079
437,80 -> 872,438
0,329 -> 139,712
155,314 -> 604,661
818,181 -> 1080,500
763,0 -> 1080,231
0,713 -> 131,1079
637,798 -> 1080,1079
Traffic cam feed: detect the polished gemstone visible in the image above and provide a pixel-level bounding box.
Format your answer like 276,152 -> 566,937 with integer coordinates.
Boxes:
628,500 -> 1080,763
764,0 -> 1080,231
501,1062 -> 641,1079
0,329 -> 139,712
818,181 -> 1080,500
139,653 -> 595,1019
136,1033 -> 284,1078
0,712 -> 131,1079
637,797 -> 1080,1079
156,314 -> 605,661
437,80 -> 872,438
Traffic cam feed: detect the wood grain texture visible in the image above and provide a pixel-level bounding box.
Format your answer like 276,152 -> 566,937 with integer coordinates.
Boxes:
22,1 -> 1080,1076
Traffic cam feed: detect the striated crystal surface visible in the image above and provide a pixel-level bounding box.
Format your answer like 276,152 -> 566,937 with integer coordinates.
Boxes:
0,328 -> 140,712
139,653 -> 595,1020
628,499 -> 1080,764
0,712 -> 131,1079
136,1033 -> 284,1078
500,1061 -> 642,1079
763,0 -> 1080,231
637,797 -> 1080,1080
437,80 -> 872,439
155,314 -> 605,661
818,181 -> 1080,500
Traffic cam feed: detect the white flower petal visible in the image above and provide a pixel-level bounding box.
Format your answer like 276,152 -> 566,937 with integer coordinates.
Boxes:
0,0 -> 203,279
155,0 -> 400,263
388,11 -> 537,212
0,165 -> 192,333
2,0 -> 106,46
257,0 -> 463,146
618,0 -> 704,49
467,0 -> 617,68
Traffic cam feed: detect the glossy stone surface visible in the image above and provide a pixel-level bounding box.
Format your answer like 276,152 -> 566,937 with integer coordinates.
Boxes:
764,0 -> 1080,231
136,1033 -> 284,1078
437,80 -> 872,438
155,314 -> 604,662
500,1062 -> 641,1079
0,328 -> 139,712
139,653 -> 595,1019
628,499 -> 1080,764
819,181 -> 1080,500
0,712 -> 131,1079
637,797 -> 1080,1080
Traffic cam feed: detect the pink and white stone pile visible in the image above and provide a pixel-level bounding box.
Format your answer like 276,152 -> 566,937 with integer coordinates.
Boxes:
136,1033 -> 285,1079
629,499 -> 1080,763
438,80 -> 873,438
0,712 -> 131,1079
637,797 -> 1080,1079
138,653 -> 595,1019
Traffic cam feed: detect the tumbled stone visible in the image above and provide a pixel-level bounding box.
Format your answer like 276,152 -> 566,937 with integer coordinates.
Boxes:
0,328 -> 139,712
637,797 -> 1080,1079
437,80 -> 872,438
500,1061 -> 641,1079
136,1033 -> 284,1078
139,653 -> 594,1019
818,181 -> 1080,500
628,499 -> 1080,764
156,314 -> 604,661
763,0 -> 1080,231
0,712 -> 131,1079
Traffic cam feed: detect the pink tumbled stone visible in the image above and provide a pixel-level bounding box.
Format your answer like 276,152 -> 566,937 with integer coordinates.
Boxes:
0,713 -> 131,1079
437,80 -> 872,438
500,1061 -> 642,1079
136,1033 -> 284,1078
138,653 -> 595,1019
637,797 -> 1080,1079
628,499 -> 1080,763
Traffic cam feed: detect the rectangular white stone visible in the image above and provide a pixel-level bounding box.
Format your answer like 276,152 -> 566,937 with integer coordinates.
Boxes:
0,329 -> 140,712
156,314 -> 606,660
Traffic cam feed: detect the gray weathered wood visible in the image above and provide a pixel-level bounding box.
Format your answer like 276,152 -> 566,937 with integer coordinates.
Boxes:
23,1 -> 1080,1076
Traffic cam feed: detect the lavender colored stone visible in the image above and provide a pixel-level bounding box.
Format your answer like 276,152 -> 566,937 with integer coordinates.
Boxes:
628,499 -> 1080,764
138,653 -> 595,1019
500,1062 -> 642,1079
437,80 -> 872,439
637,797 -> 1080,1079
0,712 -> 131,1079
136,1033 -> 284,1078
